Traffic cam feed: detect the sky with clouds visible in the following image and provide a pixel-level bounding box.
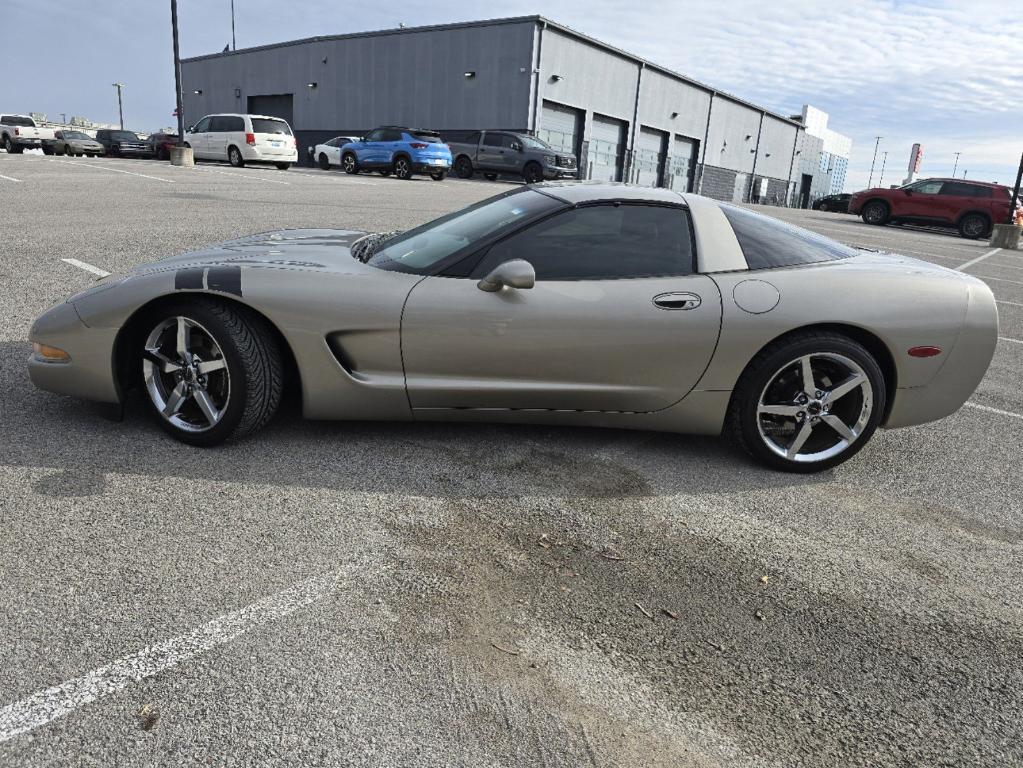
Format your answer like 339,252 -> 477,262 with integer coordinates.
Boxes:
4,0 -> 1021,191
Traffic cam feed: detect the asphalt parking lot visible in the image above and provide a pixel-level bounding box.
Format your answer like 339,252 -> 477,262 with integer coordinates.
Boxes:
1,153 -> 1021,767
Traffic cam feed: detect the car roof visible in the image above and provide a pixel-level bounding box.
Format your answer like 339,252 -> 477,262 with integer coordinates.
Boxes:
924,177 -> 1006,188
200,113 -> 290,121
535,181 -> 685,205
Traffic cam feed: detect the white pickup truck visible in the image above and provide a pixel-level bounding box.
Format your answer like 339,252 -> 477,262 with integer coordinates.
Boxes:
1,114 -> 56,154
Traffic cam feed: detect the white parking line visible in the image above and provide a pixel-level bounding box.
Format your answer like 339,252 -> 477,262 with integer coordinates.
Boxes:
61,258 -> 111,277
965,401 -> 1023,421
971,274 -> 1023,287
0,172 -> 23,182
48,158 -> 173,183
996,300 -> 1023,308
956,248 -> 1001,271
1000,336 -> 1023,345
0,571 -> 339,742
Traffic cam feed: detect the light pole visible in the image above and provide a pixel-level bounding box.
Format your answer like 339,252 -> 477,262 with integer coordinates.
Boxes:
866,136 -> 882,189
952,152 -> 961,178
171,0 -> 185,143
230,0 -> 236,50
878,151 -> 888,187
111,83 -> 124,129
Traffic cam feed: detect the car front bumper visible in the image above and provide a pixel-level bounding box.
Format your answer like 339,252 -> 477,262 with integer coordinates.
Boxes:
28,301 -> 120,404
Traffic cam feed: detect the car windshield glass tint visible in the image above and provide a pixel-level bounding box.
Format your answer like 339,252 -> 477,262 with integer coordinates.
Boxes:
4,116 -> 35,127
720,204 -> 857,269
64,132 -> 91,140
367,189 -> 561,274
410,132 -> 442,143
111,131 -> 139,140
520,136 -> 550,150
251,119 -> 292,135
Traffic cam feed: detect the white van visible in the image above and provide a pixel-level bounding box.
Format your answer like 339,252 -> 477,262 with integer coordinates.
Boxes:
184,113 -> 297,169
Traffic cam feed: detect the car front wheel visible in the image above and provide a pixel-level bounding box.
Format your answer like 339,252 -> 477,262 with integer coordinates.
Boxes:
430,170 -> 447,181
140,299 -> 283,446
861,201 -> 889,225
522,162 -> 544,184
727,332 -> 885,472
342,153 -> 359,174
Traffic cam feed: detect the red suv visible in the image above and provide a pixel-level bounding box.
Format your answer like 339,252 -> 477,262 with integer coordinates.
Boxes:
848,178 -> 1020,239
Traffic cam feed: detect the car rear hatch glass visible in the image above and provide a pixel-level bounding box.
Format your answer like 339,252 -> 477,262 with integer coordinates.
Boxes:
408,132 -> 450,160
251,118 -> 294,156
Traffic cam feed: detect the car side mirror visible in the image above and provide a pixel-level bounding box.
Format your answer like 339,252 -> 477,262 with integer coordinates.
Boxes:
186,125 -> 194,133
477,259 -> 536,292
904,190 -> 912,196
512,143 -> 522,152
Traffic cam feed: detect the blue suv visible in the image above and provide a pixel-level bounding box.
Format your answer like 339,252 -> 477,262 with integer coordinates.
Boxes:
341,126 -> 452,180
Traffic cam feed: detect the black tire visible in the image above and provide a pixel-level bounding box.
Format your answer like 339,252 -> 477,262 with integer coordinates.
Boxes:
393,156 -> 413,180
2,136 -> 12,153
430,170 -> 447,181
454,156 -> 474,179
139,298 -> 283,447
342,153 -> 359,174
484,173 -> 499,181
726,331 -> 886,473
228,145 -> 245,168
957,213 -> 990,239
861,200 -> 889,225
318,153 -> 330,170
275,162 -> 291,170
819,202 -> 829,212
42,146 -> 53,156
522,161 -> 544,184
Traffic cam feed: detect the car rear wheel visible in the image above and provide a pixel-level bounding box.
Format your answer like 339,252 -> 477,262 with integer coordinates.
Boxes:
2,136 -> 12,153
522,162 -> 544,184
42,147 -> 53,155
228,146 -> 245,168
819,202 -> 830,212
393,156 -> 413,180
958,213 -> 989,239
861,201 -> 889,225
140,299 -> 283,447
727,331 -> 885,473
454,156 -> 474,179
430,170 -> 447,181
318,153 -> 330,170
275,162 -> 291,171
342,153 -> 359,174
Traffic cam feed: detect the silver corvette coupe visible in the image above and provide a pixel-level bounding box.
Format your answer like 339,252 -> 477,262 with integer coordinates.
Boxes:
29,183 -> 997,472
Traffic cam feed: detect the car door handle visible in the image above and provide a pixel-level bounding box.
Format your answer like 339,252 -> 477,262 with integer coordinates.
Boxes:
652,292 -> 702,310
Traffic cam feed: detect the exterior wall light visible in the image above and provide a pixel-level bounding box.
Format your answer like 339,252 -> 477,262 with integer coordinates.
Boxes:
550,74 -> 563,82
464,71 -> 476,78
307,82 -> 318,88
234,88 -> 241,98
670,111 -> 678,118
193,89 -> 203,95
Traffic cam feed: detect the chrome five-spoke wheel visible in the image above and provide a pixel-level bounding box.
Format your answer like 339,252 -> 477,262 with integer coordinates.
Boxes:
757,353 -> 872,463
143,316 -> 229,433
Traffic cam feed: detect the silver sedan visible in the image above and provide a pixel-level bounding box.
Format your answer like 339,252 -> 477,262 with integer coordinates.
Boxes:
27,183 -> 997,472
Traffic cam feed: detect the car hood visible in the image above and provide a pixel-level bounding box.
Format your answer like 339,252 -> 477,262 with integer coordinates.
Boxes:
133,229 -> 378,277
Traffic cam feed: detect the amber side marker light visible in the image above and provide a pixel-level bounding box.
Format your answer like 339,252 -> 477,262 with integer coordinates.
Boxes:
32,342 -> 71,362
908,346 -> 942,358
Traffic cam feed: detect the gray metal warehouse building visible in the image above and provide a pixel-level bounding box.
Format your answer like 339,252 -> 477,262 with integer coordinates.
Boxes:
181,16 -> 839,206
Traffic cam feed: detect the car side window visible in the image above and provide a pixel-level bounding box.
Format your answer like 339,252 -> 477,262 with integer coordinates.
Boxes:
363,129 -> 383,142
483,133 -> 504,148
227,116 -> 245,132
968,185 -> 992,199
208,117 -> 225,132
504,136 -> 522,150
472,204 -> 694,281
464,131 -> 481,145
909,180 -> 942,195
383,130 -> 403,142
193,117 -> 211,133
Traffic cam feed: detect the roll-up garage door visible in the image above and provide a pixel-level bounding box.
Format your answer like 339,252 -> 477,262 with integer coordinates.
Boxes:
634,127 -> 668,187
247,94 -> 294,127
670,136 -> 698,192
540,101 -> 582,162
589,114 -> 627,181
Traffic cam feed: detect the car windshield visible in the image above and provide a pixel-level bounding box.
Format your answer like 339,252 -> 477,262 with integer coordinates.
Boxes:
3,116 -> 35,127
367,189 -> 562,274
63,131 -> 92,140
519,135 -> 550,150
111,131 -> 139,141
251,118 -> 292,135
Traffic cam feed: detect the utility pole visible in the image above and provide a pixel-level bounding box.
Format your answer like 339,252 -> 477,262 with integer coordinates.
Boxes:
866,136 -> 882,188
112,83 -> 125,129
952,152 -> 961,178
171,0 -> 185,143
878,151 -> 888,187
1009,152 -> 1023,225
230,0 -> 236,50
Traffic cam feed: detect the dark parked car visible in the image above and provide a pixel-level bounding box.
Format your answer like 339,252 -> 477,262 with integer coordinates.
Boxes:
43,130 -> 105,157
95,129 -> 151,158
147,132 -> 179,160
848,178 -> 1022,239
811,193 -> 852,213
449,131 -> 578,183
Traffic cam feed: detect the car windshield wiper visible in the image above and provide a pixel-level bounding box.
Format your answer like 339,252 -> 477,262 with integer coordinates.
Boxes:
350,230 -> 403,262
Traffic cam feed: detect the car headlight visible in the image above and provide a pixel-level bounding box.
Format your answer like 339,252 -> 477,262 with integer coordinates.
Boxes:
32,342 -> 70,362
